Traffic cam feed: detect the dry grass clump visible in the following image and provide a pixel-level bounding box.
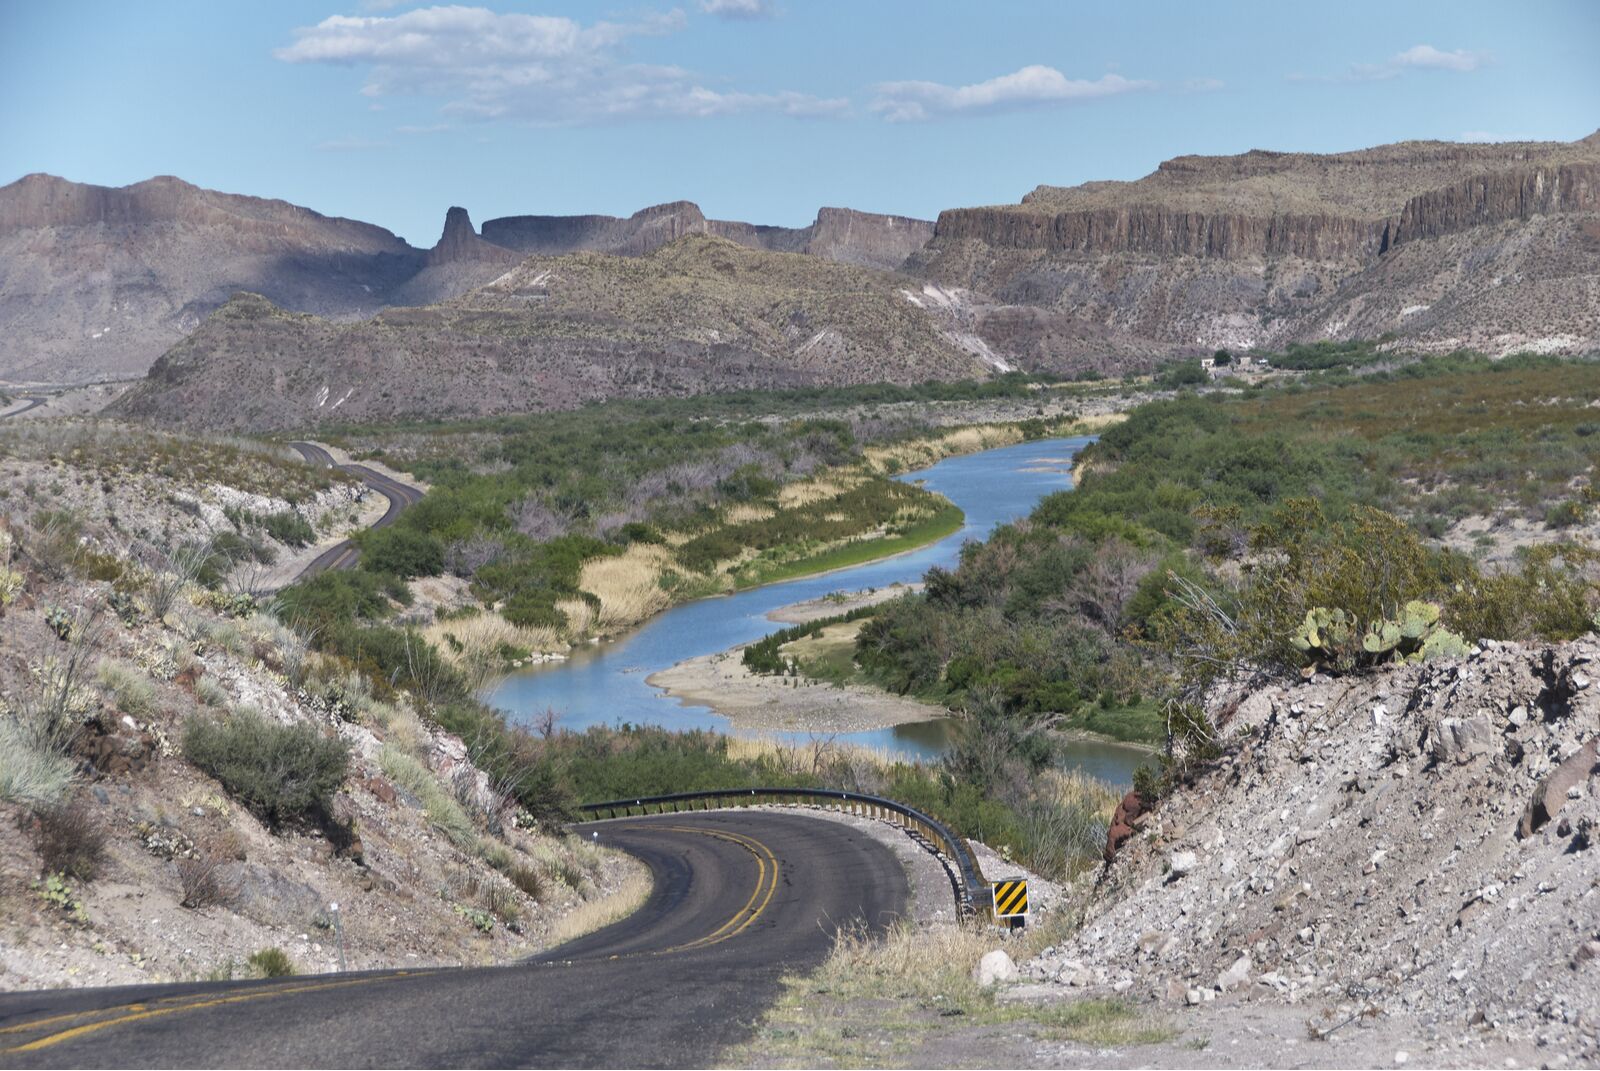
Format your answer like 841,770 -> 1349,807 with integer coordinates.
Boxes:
554,597 -> 596,638
863,424 -> 1023,473
721,503 -> 776,525
777,472 -> 868,509
544,864 -> 653,948
30,799 -> 108,881
736,921 -> 1168,1065
422,612 -> 561,679
579,543 -> 676,629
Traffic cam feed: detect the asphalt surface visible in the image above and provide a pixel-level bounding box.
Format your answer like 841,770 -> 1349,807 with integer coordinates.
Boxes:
286,442 -> 426,581
0,395 -> 46,420
0,810 -> 909,1068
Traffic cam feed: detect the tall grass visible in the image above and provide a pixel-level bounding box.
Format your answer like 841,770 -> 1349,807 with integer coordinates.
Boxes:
579,543 -> 676,629
544,865 -> 653,948
379,744 -> 478,850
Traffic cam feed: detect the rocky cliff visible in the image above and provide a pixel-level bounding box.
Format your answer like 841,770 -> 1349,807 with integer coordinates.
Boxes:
0,175 -> 433,383
913,133 -> 1600,364
481,202 -> 931,272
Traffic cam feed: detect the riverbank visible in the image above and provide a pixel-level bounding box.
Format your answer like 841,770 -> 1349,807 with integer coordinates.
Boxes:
646,642 -> 948,734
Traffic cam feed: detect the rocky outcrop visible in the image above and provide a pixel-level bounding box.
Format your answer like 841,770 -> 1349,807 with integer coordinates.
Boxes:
1388,162 -> 1600,248
426,206 -> 521,266
481,202 -> 931,271
931,204 -> 1380,261
913,132 -> 1600,363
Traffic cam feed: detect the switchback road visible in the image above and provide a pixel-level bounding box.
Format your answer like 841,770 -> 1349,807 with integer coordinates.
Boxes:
0,810 -> 908,1068
286,442 -> 426,582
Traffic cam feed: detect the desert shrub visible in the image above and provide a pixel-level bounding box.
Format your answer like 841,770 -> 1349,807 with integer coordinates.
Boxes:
508,863 -> 545,901
0,719 -> 77,809
262,510 -> 315,548
273,569 -> 405,633
95,659 -> 156,717
1546,499 -> 1587,529
379,744 -> 478,850
30,800 -> 107,881
184,710 -> 349,826
248,947 -> 296,978
354,527 -> 444,578
176,856 -> 237,909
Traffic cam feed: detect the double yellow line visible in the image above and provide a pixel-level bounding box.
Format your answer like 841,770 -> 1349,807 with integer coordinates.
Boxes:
1,825 -> 782,1055
654,826 -> 780,955
0,971 -> 422,1055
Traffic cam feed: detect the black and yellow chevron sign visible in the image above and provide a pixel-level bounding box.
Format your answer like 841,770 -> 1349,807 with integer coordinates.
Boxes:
991,879 -> 1028,918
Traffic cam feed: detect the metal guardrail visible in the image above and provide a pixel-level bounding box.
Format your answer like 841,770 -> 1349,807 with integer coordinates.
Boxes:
578,787 -> 989,919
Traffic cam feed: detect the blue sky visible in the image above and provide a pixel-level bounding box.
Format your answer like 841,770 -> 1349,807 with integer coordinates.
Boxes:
3,1 -> 1596,246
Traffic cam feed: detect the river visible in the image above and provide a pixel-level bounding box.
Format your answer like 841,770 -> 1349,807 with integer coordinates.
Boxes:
486,435 -> 1149,785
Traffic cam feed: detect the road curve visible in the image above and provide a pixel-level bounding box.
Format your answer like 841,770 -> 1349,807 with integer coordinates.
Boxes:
286,442 -> 426,583
0,810 -> 909,1069
0,395 -> 46,420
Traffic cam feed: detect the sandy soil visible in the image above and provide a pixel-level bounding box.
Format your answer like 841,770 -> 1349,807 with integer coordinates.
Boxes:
647,645 -> 947,734
764,582 -> 922,625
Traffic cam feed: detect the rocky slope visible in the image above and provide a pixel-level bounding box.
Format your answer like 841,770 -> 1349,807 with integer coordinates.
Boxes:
911,132 -> 1600,366
482,202 -> 933,272
1027,639 -> 1600,1064
0,175 -> 934,386
109,234 -> 993,432
0,176 -> 524,385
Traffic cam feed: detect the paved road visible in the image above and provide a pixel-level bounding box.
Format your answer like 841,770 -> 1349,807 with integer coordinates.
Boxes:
0,395 -> 46,420
286,442 -> 426,581
0,810 -> 909,1068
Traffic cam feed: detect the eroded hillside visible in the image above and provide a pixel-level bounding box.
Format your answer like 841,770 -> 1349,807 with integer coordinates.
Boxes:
110,235 -> 997,432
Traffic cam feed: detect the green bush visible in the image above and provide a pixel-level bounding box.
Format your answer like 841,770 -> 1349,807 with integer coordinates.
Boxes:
354,527 -> 444,578
184,710 -> 350,826
263,511 -> 315,548
248,947 -> 296,978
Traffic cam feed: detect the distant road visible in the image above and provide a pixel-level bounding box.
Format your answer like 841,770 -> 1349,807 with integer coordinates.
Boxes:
0,395 -> 46,420
286,442 -> 426,583
0,810 -> 908,1069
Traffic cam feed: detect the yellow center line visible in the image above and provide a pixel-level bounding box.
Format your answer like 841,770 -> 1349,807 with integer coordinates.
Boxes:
657,826 -> 779,953
596,823 -> 781,961
2,972 -> 420,1055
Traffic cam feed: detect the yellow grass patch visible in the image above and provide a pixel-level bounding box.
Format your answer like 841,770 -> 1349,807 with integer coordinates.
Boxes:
864,424 -> 1024,473
580,543 -> 677,630
722,502 -> 776,525
544,859 -> 653,947
777,472 -> 868,509
422,613 -> 562,682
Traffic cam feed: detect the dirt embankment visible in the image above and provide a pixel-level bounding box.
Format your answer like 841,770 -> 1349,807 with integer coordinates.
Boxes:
1021,638 -> 1600,1066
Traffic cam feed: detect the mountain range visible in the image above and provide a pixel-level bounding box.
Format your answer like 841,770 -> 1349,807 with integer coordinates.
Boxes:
7,129 -> 1600,426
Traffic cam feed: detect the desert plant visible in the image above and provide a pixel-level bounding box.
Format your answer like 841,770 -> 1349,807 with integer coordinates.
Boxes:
175,855 -> 237,909
184,710 -> 349,826
95,659 -> 156,717
30,799 -> 107,881
508,863 -> 545,901
248,947 -> 296,978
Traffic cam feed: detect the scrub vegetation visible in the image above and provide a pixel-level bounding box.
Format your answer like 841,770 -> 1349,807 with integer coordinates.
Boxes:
851,352 -> 1600,800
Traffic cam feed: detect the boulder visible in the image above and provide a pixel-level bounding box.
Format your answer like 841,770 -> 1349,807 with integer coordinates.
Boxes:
973,949 -> 1019,986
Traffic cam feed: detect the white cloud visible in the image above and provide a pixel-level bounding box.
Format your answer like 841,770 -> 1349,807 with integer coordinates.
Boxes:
1392,44 -> 1487,73
870,65 -> 1152,122
276,5 -> 838,123
698,0 -> 778,18
1294,44 -> 1491,83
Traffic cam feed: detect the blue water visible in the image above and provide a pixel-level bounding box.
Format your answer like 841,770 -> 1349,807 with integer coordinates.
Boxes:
487,435 -> 1148,785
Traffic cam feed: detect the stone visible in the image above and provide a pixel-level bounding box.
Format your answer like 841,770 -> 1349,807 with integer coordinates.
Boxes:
1217,953 -> 1253,992
1169,850 -> 1199,877
974,949 -> 1018,987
